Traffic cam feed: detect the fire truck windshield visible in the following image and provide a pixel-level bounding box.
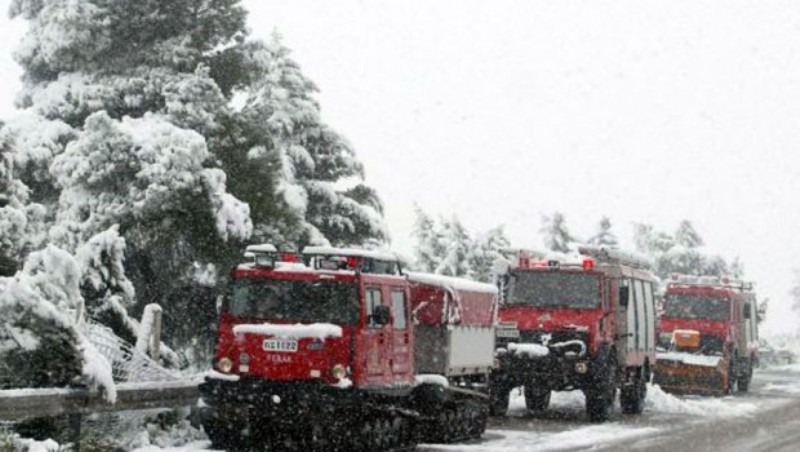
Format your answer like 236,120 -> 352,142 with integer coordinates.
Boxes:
226,279 -> 359,325
663,294 -> 730,321
507,271 -> 600,309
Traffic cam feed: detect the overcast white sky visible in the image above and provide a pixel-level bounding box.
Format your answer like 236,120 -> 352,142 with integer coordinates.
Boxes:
2,0 -> 800,335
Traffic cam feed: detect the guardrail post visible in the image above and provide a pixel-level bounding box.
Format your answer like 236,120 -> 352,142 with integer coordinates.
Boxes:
150,306 -> 162,361
137,304 -> 163,361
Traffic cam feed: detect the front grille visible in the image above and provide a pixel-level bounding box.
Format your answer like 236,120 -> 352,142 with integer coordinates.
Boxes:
497,330 -> 589,358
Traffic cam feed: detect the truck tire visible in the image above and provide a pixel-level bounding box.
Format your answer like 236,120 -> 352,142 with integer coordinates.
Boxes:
585,388 -> 614,422
726,354 -> 739,395
620,371 -> 646,415
489,385 -> 511,416
738,360 -> 752,392
585,353 -> 617,422
524,385 -> 551,412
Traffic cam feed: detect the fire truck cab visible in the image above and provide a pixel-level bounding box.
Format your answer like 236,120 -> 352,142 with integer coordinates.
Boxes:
654,276 -> 758,395
490,246 -> 658,422
199,245 -> 492,450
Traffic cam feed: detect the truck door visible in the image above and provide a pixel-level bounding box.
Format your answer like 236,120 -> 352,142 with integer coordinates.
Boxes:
633,280 -> 646,355
643,282 -> 656,355
620,278 -> 638,358
389,287 -> 414,384
363,284 -> 391,386
615,278 -> 632,362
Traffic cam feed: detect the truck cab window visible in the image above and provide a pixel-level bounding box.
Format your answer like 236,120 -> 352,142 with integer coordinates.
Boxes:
391,290 -> 408,330
366,288 -> 383,328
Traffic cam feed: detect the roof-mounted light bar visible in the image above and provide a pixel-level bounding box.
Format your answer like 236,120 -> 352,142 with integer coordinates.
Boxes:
577,246 -> 652,270
302,246 -> 401,275
668,273 -> 754,291
242,244 -> 301,268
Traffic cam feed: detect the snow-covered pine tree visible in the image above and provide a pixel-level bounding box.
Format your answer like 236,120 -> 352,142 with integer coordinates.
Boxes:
411,206 -> 508,281
632,222 -> 674,255
2,0 -> 387,374
235,33 -> 387,247
588,216 -> 618,247
729,256 -> 745,279
435,216 -> 472,277
469,226 -> 510,283
540,211 -> 574,253
632,221 -> 741,281
674,220 -> 704,248
411,205 -> 442,273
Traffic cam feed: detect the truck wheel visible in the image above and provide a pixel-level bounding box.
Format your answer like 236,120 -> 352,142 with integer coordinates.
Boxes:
586,355 -> 617,422
738,360 -> 752,392
464,399 -> 488,439
620,375 -> 646,414
489,386 -> 511,416
524,385 -> 551,412
585,388 -> 614,422
726,356 -> 738,395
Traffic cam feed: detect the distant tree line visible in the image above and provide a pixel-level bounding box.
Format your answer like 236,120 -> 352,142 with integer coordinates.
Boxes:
412,209 -> 746,285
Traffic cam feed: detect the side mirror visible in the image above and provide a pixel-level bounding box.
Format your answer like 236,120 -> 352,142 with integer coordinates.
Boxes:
619,286 -> 630,308
372,305 -> 391,325
744,303 -> 752,320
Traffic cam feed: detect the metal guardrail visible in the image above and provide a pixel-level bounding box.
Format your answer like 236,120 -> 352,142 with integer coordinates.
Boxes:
0,380 -> 200,421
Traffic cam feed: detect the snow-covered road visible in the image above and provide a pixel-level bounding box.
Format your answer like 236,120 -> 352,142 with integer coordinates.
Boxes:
420,365 -> 800,451
124,365 -> 800,452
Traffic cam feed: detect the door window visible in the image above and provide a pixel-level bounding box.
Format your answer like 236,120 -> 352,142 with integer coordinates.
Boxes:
622,278 -> 636,352
366,287 -> 383,328
634,280 -> 646,351
643,281 -> 655,351
391,290 -> 408,330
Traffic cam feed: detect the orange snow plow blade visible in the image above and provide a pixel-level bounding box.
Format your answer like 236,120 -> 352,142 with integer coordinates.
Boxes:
653,352 -> 729,396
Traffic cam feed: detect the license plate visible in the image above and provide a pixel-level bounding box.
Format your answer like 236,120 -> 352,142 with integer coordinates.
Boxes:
263,339 -> 298,352
496,329 -> 520,338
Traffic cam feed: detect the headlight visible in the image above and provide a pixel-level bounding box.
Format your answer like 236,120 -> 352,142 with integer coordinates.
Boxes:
217,357 -> 233,373
331,364 -> 347,380
575,362 -> 589,374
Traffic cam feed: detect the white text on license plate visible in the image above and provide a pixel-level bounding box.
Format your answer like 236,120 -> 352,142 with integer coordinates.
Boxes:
496,329 -> 520,338
263,339 -> 298,352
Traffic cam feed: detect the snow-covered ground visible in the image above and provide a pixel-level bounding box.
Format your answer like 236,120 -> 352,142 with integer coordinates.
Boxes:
426,425 -> 660,452
419,382 -> 761,452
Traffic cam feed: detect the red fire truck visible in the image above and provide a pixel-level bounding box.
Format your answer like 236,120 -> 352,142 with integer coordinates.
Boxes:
654,276 -> 758,395
490,246 -> 658,422
198,245 -> 497,450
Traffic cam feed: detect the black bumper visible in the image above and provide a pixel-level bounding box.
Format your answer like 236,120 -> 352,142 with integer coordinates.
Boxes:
493,352 -> 593,391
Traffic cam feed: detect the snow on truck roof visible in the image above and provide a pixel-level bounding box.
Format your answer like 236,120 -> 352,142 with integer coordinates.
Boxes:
233,322 -> 343,340
577,246 -> 652,269
499,246 -> 652,270
245,243 -> 278,253
667,274 -> 754,291
302,246 -> 399,262
405,271 -> 498,294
